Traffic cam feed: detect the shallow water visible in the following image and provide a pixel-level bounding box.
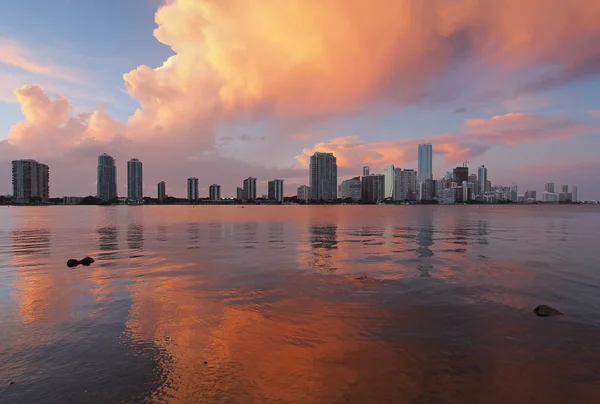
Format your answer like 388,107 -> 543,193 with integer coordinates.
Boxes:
1,205 -> 599,403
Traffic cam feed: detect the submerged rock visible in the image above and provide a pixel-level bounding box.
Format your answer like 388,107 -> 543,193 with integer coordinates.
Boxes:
79,257 -> 95,266
354,275 -> 368,280
66,259 -> 79,268
533,305 -> 563,317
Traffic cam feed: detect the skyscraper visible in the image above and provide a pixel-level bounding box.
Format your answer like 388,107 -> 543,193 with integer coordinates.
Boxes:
419,179 -> 437,201
97,153 -> 117,201
268,179 -> 284,202
544,182 -> 555,193
561,185 -> 569,193
127,158 -> 143,201
468,174 -> 477,191
209,184 -> 221,201
236,187 -> 244,200
361,174 -> 385,203
417,143 -> 433,183
478,165 -> 488,195
572,186 -> 578,202
393,167 -> 403,200
187,177 -> 199,201
243,177 -> 257,201
157,181 -> 166,201
510,183 -> 518,202
453,166 -> 468,184
309,152 -> 337,201
12,159 -> 49,202
363,166 -> 370,177
400,169 -> 418,200
383,165 -> 395,199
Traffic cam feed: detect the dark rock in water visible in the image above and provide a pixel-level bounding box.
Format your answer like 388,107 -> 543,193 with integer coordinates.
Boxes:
9,381 -> 15,385
534,305 -> 563,317
67,259 -> 79,268
203,361 -> 208,365
79,256 -> 95,266
354,275 -> 368,280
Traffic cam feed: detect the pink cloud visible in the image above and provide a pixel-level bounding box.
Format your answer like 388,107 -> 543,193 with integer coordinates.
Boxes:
588,110 -> 600,118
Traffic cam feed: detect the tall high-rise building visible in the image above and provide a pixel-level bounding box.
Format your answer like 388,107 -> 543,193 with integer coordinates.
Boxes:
510,183 -> 518,202
209,184 -> 221,201
363,166 -> 370,177
393,167 -> 403,200
243,177 -> 257,201
453,166 -> 468,185
419,179 -> 437,201
127,158 -> 143,201
400,169 -> 418,200
97,153 -> 117,201
561,185 -> 569,194
187,177 -> 199,201
339,177 -> 362,201
361,174 -> 385,203
525,190 -> 537,201
12,159 -> 49,202
544,182 -> 555,193
297,185 -> 310,201
268,179 -> 284,202
157,181 -> 166,201
383,165 -> 395,199
468,173 -> 477,186
572,186 -> 578,202
417,143 -> 433,183
309,152 -> 337,201
477,165 -> 488,195
236,187 -> 244,200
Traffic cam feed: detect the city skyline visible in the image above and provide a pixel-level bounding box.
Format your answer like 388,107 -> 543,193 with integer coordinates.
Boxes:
1,2 -> 599,200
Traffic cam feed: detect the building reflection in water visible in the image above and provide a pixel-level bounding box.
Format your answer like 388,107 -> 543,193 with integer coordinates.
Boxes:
309,224 -> 338,273
157,224 -> 168,245
234,222 -> 259,249
187,223 -> 200,249
97,226 -> 119,266
127,223 -> 144,255
208,222 -> 223,244
416,213 -> 434,277
267,221 -> 285,248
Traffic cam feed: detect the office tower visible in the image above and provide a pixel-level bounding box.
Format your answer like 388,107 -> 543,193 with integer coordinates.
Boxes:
127,158 -> 143,201
510,183 -> 518,202
363,166 -> 370,177
544,182 -> 555,193
12,159 -> 49,202
157,181 -> 166,201
400,169 -> 418,200
383,165 -> 395,199
572,186 -> 578,202
297,185 -> 310,201
468,174 -> 477,187
453,166 -> 468,185
393,167 -> 403,200
187,177 -> 199,201
419,179 -> 437,201
561,185 -> 569,194
209,184 -> 221,201
243,177 -> 257,201
97,153 -> 117,201
417,143 -> 433,183
309,152 -> 337,201
477,165 -> 487,194
236,187 -> 244,200
486,180 -> 491,192
268,179 -> 284,202
361,174 -> 385,203
340,177 -> 362,201
525,190 -> 537,201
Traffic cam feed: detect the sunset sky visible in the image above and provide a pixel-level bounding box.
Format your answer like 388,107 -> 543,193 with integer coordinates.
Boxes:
1,0 -> 599,199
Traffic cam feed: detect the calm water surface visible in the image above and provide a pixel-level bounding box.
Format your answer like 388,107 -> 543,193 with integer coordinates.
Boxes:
1,205 -> 599,403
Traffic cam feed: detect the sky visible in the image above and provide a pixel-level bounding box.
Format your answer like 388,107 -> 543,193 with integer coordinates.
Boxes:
1,0 -> 599,200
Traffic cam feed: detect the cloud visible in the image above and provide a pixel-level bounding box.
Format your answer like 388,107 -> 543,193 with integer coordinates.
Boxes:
295,113 -> 598,170
0,38 -> 84,84
454,107 -> 468,114
588,110 -> 600,118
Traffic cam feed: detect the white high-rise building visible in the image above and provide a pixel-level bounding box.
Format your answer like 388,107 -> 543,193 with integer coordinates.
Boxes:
309,152 -> 337,201
127,158 -> 143,201
297,185 -> 310,201
157,181 -> 166,201
572,186 -> 578,202
268,179 -> 284,202
544,182 -> 555,193
209,184 -> 221,201
418,143 -> 433,183
510,183 -> 518,202
187,177 -> 199,201
97,153 -> 117,201
383,165 -> 395,199
363,166 -> 370,177
339,177 -> 362,201
12,159 -> 49,202
478,165 -> 488,195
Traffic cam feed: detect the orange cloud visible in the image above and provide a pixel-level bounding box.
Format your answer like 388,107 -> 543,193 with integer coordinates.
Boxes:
0,38 -> 83,84
295,113 -> 598,169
